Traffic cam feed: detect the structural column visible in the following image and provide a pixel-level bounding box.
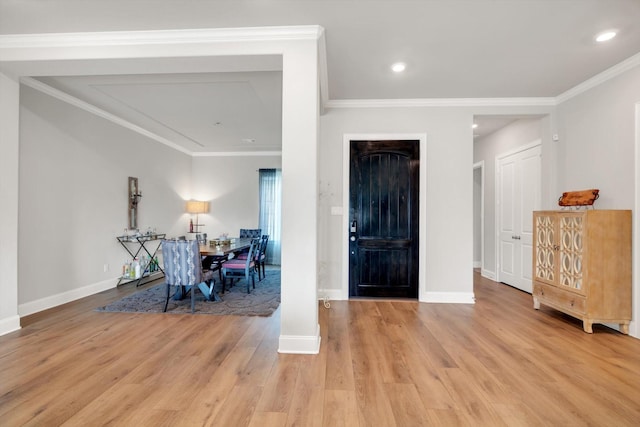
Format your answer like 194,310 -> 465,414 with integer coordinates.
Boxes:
0,72 -> 21,335
279,40 -> 321,353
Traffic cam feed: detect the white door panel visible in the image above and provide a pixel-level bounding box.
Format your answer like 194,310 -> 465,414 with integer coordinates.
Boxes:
501,242 -> 515,275
497,144 -> 541,293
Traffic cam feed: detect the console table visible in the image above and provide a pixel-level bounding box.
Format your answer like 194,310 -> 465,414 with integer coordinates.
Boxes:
116,233 -> 166,286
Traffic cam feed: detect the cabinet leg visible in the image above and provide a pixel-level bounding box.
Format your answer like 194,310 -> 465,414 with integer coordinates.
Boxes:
620,323 -> 630,335
533,297 -> 540,310
583,320 -> 593,334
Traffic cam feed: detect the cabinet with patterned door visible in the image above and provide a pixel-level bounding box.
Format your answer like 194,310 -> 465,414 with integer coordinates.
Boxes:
532,210 -> 631,333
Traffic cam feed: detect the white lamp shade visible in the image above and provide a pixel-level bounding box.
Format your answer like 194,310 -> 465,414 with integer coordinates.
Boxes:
185,200 -> 210,214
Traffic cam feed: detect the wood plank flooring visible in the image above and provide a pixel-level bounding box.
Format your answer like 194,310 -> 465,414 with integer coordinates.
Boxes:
1,271 -> 640,426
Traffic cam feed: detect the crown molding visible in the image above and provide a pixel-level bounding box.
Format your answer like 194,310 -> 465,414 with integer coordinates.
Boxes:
192,151 -> 282,157
325,97 -> 557,109
556,51 -> 640,104
0,26 -> 324,49
324,51 -> 640,109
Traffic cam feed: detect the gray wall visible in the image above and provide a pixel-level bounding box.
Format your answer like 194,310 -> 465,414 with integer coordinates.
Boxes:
555,64 -> 640,336
18,86 -> 192,308
556,66 -> 640,209
191,155 -> 282,238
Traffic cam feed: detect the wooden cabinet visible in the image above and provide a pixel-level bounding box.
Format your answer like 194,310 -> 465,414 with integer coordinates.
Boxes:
532,210 -> 631,334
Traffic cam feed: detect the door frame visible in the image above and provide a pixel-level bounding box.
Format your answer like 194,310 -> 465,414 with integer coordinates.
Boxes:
473,161 -> 485,272
342,133 -> 427,300
494,139 -> 541,286
632,102 -> 640,339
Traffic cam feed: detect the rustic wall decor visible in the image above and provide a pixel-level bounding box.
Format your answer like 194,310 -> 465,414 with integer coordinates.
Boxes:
128,177 -> 142,229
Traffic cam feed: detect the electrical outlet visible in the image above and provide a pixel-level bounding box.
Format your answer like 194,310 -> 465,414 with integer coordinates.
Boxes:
103,264 -> 109,272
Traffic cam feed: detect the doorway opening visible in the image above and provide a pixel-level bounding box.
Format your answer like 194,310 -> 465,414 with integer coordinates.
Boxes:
472,115 -> 546,284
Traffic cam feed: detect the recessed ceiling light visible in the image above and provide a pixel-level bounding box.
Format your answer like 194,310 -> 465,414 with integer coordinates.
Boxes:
472,123 -> 478,129
391,62 -> 406,73
595,30 -> 617,42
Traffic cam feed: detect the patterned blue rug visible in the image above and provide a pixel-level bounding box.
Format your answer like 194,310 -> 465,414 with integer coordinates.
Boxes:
96,267 -> 280,316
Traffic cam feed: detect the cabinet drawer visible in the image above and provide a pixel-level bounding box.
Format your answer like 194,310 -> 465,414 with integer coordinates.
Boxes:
533,282 -> 586,314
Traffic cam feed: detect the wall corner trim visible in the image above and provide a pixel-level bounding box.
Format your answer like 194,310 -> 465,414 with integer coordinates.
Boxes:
421,292 -> 476,304
556,51 -> 640,104
278,325 -> 321,354
0,315 -> 21,337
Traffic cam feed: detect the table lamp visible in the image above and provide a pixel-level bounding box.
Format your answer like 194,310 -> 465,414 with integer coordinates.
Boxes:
185,200 -> 209,232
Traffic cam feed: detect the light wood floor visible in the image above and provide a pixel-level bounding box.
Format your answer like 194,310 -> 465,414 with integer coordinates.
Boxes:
1,271 -> 640,426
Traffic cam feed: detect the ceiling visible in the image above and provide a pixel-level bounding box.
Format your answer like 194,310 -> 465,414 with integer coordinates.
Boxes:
2,0 -> 640,151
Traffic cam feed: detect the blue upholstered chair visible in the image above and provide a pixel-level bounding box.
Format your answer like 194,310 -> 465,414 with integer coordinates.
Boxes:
236,234 -> 269,280
222,238 -> 259,293
239,228 -> 262,239
161,239 -> 216,313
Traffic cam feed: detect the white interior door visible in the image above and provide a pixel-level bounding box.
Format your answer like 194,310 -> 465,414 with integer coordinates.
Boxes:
497,144 -> 541,293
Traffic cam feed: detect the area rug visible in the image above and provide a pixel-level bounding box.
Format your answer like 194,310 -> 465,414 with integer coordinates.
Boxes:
95,267 -> 280,316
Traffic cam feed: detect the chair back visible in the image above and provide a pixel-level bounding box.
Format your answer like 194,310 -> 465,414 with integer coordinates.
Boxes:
162,239 -> 204,286
244,238 -> 260,268
258,235 -> 269,260
226,238 -> 259,270
239,228 -> 262,238
195,233 -> 207,244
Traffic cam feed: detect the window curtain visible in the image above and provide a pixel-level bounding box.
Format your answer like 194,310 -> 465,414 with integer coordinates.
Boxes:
258,169 -> 282,265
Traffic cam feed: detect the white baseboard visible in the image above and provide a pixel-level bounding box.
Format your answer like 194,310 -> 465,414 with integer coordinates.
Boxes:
421,292 -> 476,304
481,269 -> 496,281
317,289 -> 343,301
0,315 -> 21,336
473,261 -> 482,268
321,290 -> 476,304
278,324 -> 321,354
629,320 -> 639,340
18,277 -> 117,317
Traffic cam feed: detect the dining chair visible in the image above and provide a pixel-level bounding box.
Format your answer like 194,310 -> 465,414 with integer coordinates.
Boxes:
239,228 -> 262,239
161,239 -> 216,313
256,235 -> 269,281
237,234 -> 269,280
222,237 -> 259,293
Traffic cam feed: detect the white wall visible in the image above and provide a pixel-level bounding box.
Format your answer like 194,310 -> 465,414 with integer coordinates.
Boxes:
555,64 -> 640,337
18,85 -> 192,313
319,107 -> 475,301
556,67 -> 640,208
191,155 -> 282,238
473,118 -> 544,279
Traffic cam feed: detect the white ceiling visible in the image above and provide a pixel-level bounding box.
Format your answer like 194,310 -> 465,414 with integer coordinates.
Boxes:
2,0 -> 640,151
35,72 -> 284,153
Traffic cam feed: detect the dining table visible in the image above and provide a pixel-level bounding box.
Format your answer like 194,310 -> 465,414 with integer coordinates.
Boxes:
199,237 -> 253,258
199,237 -> 253,281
